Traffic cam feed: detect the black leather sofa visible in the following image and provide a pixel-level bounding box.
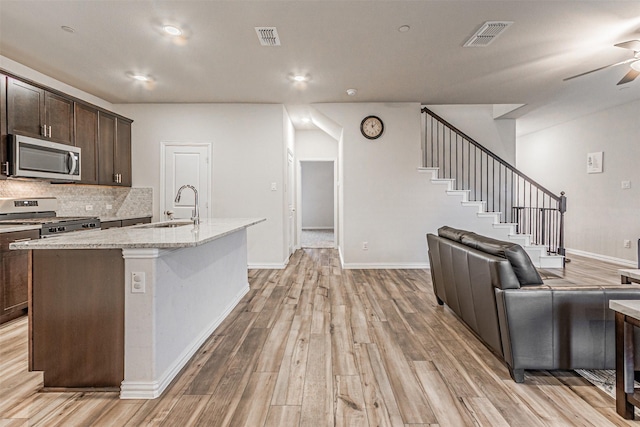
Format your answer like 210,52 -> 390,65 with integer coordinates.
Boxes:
427,226 -> 640,382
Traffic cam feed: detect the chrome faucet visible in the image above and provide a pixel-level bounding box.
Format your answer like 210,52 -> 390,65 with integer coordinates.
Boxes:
174,185 -> 200,225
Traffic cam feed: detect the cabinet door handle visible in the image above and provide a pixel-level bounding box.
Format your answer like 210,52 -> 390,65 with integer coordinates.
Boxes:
12,238 -> 33,243
42,124 -> 47,137
48,126 -> 52,139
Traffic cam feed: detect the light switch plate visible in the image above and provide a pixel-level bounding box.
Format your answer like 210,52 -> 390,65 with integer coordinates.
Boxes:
131,272 -> 146,293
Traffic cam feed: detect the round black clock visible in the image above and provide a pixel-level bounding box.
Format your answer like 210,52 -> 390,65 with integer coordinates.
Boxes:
360,115 -> 384,139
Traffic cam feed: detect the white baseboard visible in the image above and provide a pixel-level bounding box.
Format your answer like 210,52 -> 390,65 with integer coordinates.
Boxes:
120,284 -> 250,399
341,262 -> 430,270
248,262 -> 287,269
566,248 -> 637,267
301,227 -> 334,230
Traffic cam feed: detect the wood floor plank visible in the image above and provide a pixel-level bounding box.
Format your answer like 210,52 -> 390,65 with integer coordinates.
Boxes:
461,396 -> 511,427
92,401 -> 145,427
370,321 -> 437,424
228,372 -> 277,427
331,305 -> 358,376
412,361 -> 475,427
264,405 -> 301,427
255,305 -> 296,372
354,343 -> 404,427
335,375 -> 368,426
271,313 -> 312,406
0,249 -> 635,427
193,327 -> 270,426
300,333 -> 333,427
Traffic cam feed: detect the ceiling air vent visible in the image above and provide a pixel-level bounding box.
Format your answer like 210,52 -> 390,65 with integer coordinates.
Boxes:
255,27 -> 281,46
463,21 -> 513,47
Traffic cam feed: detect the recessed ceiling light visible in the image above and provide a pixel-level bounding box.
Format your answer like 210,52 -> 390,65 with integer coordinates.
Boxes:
398,25 -> 410,33
126,72 -> 154,82
346,88 -> 357,96
293,75 -> 307,82
162,25 -> 183,36
61,26 -> 75,33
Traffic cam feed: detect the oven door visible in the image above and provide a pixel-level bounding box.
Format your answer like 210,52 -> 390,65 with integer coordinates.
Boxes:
11,134 -> 81,181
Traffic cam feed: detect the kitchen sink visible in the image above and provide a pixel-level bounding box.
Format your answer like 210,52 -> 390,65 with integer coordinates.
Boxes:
137,220 -> 194,229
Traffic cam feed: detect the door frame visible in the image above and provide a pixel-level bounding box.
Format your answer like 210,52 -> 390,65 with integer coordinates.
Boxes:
296,159 -> 338,249
160,141 -> 212,221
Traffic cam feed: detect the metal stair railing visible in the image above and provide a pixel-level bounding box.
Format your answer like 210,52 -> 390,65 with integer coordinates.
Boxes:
422,107 -> 566,256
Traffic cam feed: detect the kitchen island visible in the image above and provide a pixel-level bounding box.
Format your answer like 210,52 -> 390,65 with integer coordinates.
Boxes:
11,217 -> 265,399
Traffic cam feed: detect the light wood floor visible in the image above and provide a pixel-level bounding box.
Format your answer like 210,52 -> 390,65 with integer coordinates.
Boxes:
0,249 -> 638,426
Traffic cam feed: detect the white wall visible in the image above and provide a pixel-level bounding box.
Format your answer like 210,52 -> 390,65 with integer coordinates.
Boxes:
314,103 -> 429,267
116,104 -> 287,267
427,104 -> 517,163
301,161 -> 334,229
517,99 -> 640,264
296,130 -> 338,159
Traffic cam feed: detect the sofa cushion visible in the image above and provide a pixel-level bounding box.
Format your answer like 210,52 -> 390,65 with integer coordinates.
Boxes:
438,226 -> 472,242
503,244 -> 544,286
459,232 -> 543,286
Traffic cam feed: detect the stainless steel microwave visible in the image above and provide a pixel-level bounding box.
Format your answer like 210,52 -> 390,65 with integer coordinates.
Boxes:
10,134 -> 81,181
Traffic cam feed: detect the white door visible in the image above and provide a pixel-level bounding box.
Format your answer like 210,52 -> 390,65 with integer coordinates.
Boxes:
161,143 -> 211,220
287,150 -> 295,255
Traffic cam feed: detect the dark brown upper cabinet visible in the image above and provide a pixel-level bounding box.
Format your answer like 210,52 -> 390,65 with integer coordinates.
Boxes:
0,74 -> 7,173
115,118 -> 132,187
7,77 -> 74,145
2,73 -> 131,186
98,113 -> 132,187
74,103 -> 99,185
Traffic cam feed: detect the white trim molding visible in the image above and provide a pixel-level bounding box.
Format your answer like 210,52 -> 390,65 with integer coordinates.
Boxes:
566,248 -> 637,268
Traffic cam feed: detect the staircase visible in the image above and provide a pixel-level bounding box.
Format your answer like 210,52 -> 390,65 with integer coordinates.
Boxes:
422,107 -> 565,269
419,167 -> 564,268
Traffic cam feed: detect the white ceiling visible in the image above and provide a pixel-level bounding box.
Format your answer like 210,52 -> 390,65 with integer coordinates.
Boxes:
1,0 -> 639,135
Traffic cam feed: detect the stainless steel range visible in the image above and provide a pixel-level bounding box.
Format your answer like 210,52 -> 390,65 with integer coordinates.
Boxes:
0,197 -> 100,237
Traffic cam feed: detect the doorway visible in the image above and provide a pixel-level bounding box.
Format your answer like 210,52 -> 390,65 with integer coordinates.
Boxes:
160,142 -> 212,221
298,160 -> 336,248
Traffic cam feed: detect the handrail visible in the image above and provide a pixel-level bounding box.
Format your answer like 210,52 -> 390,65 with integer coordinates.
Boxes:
422,107 -> 566,256
422,107 -> 560,201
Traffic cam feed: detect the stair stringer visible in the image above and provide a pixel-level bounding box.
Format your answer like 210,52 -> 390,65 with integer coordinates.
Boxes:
419,167 -> 564,268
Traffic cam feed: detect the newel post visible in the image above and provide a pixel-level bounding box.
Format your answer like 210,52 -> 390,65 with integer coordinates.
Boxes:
558,191 -> 567,257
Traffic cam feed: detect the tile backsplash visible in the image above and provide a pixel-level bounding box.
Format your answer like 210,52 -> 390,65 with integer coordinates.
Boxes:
0,179 -> 152,218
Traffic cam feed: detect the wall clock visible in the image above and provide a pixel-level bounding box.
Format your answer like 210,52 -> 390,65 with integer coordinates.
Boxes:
360,115 -> 384,140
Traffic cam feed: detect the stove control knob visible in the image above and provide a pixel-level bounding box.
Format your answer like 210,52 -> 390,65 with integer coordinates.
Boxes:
48,227 -> 56,233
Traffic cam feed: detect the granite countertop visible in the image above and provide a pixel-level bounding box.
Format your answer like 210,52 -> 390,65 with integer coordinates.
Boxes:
610,300 -> 640,319
0,215 -> 153,234
10,218 -> 266,250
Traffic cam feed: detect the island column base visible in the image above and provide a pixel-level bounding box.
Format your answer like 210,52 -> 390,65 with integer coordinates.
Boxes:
120,228 -> 250,399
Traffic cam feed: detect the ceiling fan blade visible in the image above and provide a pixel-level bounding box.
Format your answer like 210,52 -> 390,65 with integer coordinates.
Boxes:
617,68 -> 640,85
615,40 -> 640,51
563,58 -> 636,81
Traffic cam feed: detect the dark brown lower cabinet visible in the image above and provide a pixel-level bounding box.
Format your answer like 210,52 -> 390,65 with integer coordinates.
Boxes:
101,217 -> 151,230
0,230 -> 39,324
31,249 -> 124,388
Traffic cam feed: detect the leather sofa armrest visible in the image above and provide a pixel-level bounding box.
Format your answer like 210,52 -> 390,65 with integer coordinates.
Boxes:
496,287 -> 640,375
495,289 -> 554,373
